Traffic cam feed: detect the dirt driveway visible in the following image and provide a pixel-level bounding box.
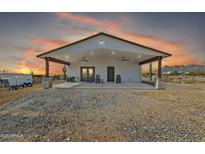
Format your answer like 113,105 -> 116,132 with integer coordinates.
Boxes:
0,83 -> 205,141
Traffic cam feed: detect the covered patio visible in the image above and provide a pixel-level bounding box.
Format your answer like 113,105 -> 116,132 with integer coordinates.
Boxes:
75,82 -> 155,90
37,32 -> 171,88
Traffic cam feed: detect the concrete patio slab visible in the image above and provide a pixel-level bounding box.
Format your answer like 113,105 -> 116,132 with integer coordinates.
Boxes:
74,82 -> 155,90
53,82 -> 81,89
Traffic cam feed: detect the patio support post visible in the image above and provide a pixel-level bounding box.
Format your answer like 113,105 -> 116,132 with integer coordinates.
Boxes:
66,64 -> 69,80
45,57 -> 49,78
149,63 -> 152,81
158,56 -> 162,78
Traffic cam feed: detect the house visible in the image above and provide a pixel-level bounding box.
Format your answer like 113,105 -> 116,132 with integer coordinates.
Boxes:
37,32 -> 171,83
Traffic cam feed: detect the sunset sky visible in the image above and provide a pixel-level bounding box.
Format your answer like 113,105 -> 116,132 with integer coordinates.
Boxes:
0,12 -> 205,74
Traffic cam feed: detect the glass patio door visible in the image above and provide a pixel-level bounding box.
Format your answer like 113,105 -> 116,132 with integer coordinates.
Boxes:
81,67 -> 95,82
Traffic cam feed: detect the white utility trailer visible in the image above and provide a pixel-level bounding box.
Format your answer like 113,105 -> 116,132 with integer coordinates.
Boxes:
0,73 -> 32,89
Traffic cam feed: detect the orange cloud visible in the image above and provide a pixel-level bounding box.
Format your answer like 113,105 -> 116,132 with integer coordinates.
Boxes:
113,31 -> 203,66
12,39 -> 68,74
24,48 -> 41,57
57,12 -> 120,30
32,38 -> 67,50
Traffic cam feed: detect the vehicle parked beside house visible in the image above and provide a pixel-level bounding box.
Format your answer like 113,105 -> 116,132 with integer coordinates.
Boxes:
0,73 -> 33,89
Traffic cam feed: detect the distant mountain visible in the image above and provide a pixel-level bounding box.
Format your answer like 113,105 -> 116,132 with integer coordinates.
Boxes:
163,64 -> 205,73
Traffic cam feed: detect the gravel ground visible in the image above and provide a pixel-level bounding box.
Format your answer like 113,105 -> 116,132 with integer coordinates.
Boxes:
0,80 -> 64,106
0,83 -> 205,142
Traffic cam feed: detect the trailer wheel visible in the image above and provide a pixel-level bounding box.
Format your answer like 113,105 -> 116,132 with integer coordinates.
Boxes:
27,83 -> 32,87
23,83 -> 27,88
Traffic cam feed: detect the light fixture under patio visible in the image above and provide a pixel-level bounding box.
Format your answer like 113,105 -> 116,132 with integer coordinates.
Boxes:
112,51 -> 115,55
81,56 -> 89,62
121,56 -> 130,61
65,55 -> 70,59
99,39 -> 104,44
137,54 -> 142,59
90,51 -> 94,55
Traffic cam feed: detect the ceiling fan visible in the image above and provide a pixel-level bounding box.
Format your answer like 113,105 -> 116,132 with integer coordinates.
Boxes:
121,56 -> 130,61
81,57 -> 89,62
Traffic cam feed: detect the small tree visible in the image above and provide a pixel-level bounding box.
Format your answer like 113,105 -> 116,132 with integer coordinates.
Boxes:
62,65 -> 67,80
172,70 -> 179,76
188,71 -> 195,76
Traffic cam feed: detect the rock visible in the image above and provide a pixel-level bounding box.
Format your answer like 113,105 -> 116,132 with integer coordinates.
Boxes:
35,135 -> 39,138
